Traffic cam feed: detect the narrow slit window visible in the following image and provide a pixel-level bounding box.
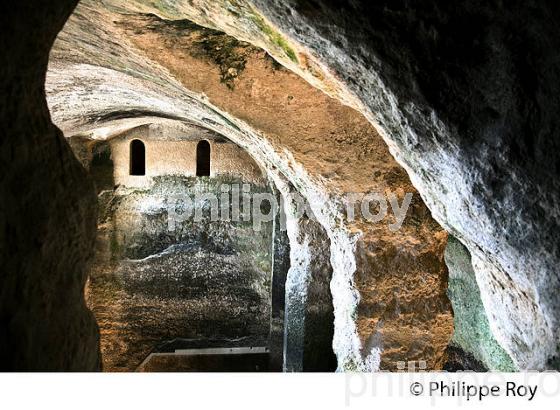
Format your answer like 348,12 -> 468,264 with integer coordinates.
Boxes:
196,140 -> 211,177
129,139 -> 146,176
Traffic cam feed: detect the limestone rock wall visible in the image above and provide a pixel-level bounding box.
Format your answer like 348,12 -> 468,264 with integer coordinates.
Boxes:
46,1 -> 452,371
3,0 -> 558,372
106,123 -> 266,188
82,132 -> 281,370
243,0 -> 560,370
277,177 -> 336,372
301,218 -> 336,372
119,0 -> 560,370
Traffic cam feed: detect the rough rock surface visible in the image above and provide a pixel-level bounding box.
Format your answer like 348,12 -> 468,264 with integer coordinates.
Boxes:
131,0 -> 560,370
445,236 -> 516,371
86,165 -> 278,371
46,0 -> 453,371
282,205 -> 336,371
88,245 -> 271,371
442,346 -> 488,372
269,202 -> 291,369
0,0 -> 100,371
301,218 -> 337,371
242,0 -> 560,370
3,0 -> 559,372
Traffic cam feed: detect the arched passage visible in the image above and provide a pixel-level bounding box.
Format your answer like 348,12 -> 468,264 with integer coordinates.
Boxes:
196,140 -> 210,176
129,139 -> 145,175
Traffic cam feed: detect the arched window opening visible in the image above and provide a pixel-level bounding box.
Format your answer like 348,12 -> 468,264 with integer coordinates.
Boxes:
130,139 -> 146,176
196,140 -> 211,177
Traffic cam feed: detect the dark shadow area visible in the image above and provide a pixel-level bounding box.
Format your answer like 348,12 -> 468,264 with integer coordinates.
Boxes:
196,140 -> 211,176
129,139 -> 146,175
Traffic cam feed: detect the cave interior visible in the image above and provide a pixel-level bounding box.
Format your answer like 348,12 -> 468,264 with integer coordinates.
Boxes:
0,0 -> 559,373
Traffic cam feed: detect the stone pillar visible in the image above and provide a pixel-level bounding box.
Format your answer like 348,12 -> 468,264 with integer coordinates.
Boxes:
282,192 -> 334,371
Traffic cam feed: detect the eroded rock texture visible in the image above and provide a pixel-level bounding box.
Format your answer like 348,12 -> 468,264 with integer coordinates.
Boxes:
88,174 -> 278,371
283,210 -> 336,372
0,0 -> 101,371
163,0 -> 560,370
5,0 -> 557,372
46,0 -> 452,371
70,119 -> 290,371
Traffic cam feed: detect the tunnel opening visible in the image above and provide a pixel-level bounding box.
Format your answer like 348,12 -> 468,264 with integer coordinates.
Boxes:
196,140 -> 211,177
129,139 -> 146,176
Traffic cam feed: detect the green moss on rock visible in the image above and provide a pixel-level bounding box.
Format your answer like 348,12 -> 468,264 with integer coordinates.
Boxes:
247,8 -> 298,63
445,236 -> 517,371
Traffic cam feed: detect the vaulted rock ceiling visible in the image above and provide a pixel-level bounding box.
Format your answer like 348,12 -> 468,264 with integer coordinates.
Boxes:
1,0 -> 558,371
